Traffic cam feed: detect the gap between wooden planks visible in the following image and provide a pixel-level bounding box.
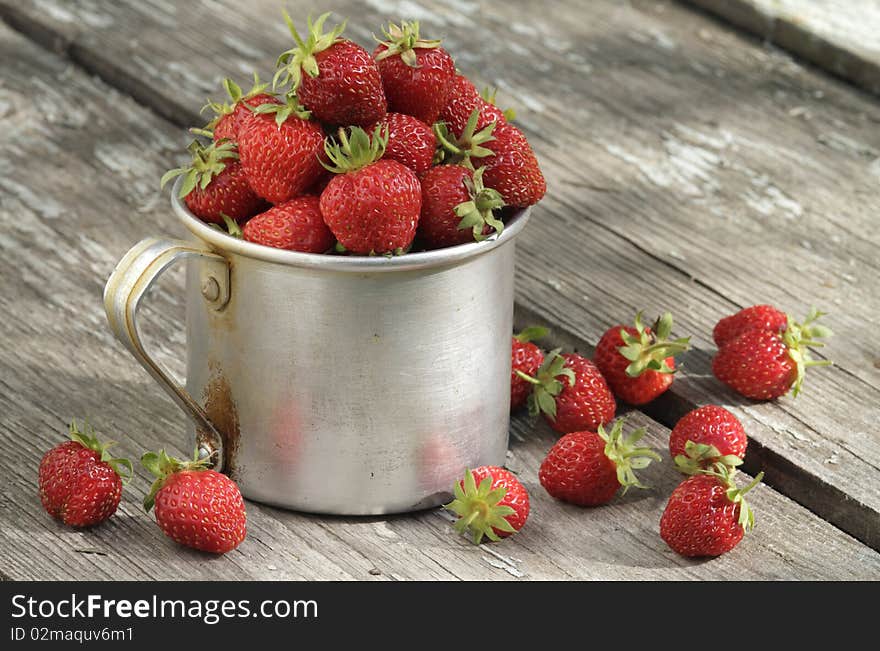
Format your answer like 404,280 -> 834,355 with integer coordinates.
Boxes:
1,0 -> 879,554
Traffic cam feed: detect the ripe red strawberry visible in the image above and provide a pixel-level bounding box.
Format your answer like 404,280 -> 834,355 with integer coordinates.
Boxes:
275,12 -> 386,126
439,73 -> 507,138
373,21 -> 455,125
713,307 -> 832,400
539,419 -> 660,506
236,94 -> 326,204
476,121 -> 546,207
243,196 -> 334,253
319,126 -> 421,254
39,421 -> 132,527
418,165 -> 504,249
444,466 -> 529,543
199,74 -> 279,142
594,311 -> 690,405
160,140 -> 266,224
660,464 -> 763,557
142,449 -> 246,554
519,350 -> 616,434
510,326 -> 547,411
670,405 -> 747,474
369,112 -> 436,175
713,304 -> 787,348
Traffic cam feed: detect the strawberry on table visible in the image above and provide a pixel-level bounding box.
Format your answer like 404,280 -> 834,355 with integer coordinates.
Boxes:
444,466 -> 530,544
199,73 -> 279,142
243,196 -> 335,253
670,405 -> 747,474
236,92 -> 326,204
319,126 -> 421,255
518,349 -> 616,434
418,165 -> 504,249
39,421 -> 132,527
369,112 -> 436,175
713,304 -> 788,348
275,12 -> 386,127
712,307 -> 833,400
510,326 -> 548,411
660,464 -> 763,557
142,449 -> 246,555
373,21 -> 456,125
539,419 -> 661,506
160,139 -> 266,224
594,311 -> 690,405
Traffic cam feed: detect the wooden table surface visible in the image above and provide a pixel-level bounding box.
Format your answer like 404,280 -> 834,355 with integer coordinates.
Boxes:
1,0 -> 878,580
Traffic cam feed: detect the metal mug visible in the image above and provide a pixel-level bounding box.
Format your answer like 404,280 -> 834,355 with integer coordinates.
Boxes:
104,180 -> 531,515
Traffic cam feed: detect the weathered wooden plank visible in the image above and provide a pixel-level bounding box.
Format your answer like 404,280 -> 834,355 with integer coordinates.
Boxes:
2,21 -> 879,580
2,0 -> 875,547
685,0 -> 880,96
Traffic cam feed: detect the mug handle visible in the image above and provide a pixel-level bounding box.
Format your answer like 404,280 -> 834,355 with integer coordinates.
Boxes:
103,237 -> 230,471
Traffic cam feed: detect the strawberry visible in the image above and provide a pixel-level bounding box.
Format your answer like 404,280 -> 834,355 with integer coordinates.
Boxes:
418,165 -> 504,249
39,421 -> 132,527
444,466 -> 529,544
713,307 -> 832,400
369,112 -> 436,175
713,304 -> 788,348
476,121 -> 546,207
439,73 -> 507,138
519,350 -> 616,434
198,74 -> 279,142
319,126 -> 421,255
236,93 -> 326,204
275,12 -> 386,127
510,326 -> 548,411
670,405 -> 747,474
243,196 -> 334,253
373,21 -> 455,125
660,464 -> 763,557
539,419 -> 660,506
142,449 -> 246,554
594,312 -> 690,405
160,140 -> 265,224
437,109 -> 545,208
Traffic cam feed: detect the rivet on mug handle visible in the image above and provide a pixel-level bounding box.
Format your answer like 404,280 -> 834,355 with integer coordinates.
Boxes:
103,237 -> 229,472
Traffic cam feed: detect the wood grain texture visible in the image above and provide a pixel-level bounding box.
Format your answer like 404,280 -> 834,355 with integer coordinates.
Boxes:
686,0 -> 880,96
0,1 -> 879,579
1,0 -> 875,548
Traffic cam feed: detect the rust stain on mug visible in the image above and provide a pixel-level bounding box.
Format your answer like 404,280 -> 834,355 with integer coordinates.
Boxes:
204,361 -> 240,479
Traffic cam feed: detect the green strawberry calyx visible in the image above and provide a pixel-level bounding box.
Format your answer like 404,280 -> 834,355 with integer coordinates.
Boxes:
248,91 -> 311,127
455,166 -> 505,242
374,21 -> 442,67
481,86 -> 516,122
782,307 -> 833,398
514,325 -> 549,344
674,439 -> 743,476
433,109 -> 497,166
322,125 -> 388,174
701,463 -> 764,532
599,419 -> 661,493
274,11 -> 346,91
199,72 -> 270,128
160,139 -> 238,199
443,468 -> 516,544
141,448 -> 212,512
208,213 -> 243,239
69,420 -> 133,484
516,348 -> 576,420
617,311 -> 690,378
